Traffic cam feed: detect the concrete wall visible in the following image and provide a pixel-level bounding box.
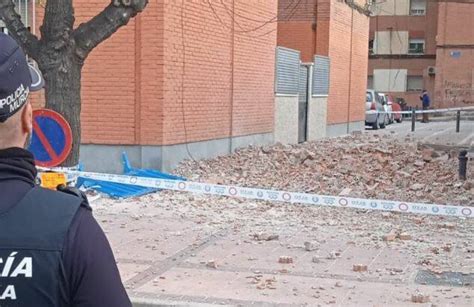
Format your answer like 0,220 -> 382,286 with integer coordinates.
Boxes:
80,133 -> 273,173
326,121 -> 364,138
374,69 -> 408,92
274,96 -> 299,144
307,96 -> 328,140
375,0 -> 410,16
374,31 -> 409,55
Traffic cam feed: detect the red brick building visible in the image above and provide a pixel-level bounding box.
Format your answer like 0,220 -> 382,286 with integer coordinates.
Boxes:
435,1 -> 474,108
277,0 -> 370,136
3,0 -> 278,172
2,0 -> 372,172
368,0 -> 473,108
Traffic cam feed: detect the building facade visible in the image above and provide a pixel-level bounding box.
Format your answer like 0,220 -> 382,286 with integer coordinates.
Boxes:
277,0 -> 371,136
368,0 -> 473,108
434,1 -> 474,108
2,0 -> 373,172
4,0 -> 278,172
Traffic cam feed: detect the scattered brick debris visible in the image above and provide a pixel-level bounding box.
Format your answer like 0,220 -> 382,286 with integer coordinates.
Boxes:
353,264 -> 368,272
411,293 -> 430,303
279,256 -> 294,264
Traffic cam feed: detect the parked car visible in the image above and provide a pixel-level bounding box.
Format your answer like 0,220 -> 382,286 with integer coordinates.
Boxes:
390,100 -> 403,123
384,94 -> 396,124
365,89 -> 386,130
378,93 -> 391,126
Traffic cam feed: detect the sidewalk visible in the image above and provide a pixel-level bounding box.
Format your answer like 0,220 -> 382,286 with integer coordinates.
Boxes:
95,199 -> 472,306
92,133 -> 473,306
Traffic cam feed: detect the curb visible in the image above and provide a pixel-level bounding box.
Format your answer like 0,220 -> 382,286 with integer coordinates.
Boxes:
429,116 -> 474,122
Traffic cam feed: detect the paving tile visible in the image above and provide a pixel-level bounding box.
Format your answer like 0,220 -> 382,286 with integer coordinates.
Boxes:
135,267 -> 473,306
117,262 -> 151,283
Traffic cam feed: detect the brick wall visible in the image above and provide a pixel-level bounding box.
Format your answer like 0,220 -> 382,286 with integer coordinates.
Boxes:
277,21 -> 315,62
232,0 -> 277,137
437,2 -> 474,46
161,0 -> 277,145
315,0 -> 330,56
277,0 -> 316,62
30,0 -> 277,147
434,2 -> 474,108
326,1 -> 369,125
79,0 -> 141,145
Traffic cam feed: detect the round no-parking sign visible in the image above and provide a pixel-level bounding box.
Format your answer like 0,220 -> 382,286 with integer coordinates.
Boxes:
28,109 -> 73,167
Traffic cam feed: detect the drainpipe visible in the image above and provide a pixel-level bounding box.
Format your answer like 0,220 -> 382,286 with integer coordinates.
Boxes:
32,0 -> 35,35
346,6 -> 354,133
307,63 -> 314,140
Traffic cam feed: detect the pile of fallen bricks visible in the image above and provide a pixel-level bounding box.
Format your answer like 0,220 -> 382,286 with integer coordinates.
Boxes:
175,133 -> 473,206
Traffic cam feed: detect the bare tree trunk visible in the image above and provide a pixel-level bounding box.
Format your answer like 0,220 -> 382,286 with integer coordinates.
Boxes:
37,0 -> 82,166
40,58 -> 82,166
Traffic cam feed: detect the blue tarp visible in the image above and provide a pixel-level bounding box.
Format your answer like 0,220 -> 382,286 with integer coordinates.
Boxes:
76,153 -> 185,199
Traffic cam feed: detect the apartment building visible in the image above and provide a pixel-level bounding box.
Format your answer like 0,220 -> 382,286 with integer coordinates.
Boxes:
368,0 -> 473,108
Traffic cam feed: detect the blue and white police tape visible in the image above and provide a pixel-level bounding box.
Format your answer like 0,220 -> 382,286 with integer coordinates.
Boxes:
366,106 -> 474,115
44,169 -> 473,218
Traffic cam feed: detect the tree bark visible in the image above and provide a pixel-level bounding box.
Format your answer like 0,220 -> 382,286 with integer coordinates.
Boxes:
0,0 -> 148,166
39,55 -> 83,166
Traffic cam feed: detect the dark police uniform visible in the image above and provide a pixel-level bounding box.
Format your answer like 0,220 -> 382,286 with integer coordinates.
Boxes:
0,148 -> 132,307
0,187 -> 83,306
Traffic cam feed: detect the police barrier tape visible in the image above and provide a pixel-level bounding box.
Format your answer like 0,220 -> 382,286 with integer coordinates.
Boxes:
366,106 -> 474,115
42,169 -> 473,218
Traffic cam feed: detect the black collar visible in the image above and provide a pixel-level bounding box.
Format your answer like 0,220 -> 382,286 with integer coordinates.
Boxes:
0,148 -> 37,185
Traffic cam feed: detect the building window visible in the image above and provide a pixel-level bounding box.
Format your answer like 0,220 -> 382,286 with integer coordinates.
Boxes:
367,76 -> 374,89
409,39 -> 425,54
369,39 -> 374,55
410,0 -> 426,16
0,0 -> 32,30
407,76 -> 423,92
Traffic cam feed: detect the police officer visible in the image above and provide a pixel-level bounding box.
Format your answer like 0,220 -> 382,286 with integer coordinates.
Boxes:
0,34 -> 131,306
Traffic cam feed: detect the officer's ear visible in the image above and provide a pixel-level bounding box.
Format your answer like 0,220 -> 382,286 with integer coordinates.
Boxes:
21,102 -> 33,135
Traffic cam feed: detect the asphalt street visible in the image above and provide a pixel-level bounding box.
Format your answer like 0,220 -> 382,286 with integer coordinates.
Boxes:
369,119 -> 474,148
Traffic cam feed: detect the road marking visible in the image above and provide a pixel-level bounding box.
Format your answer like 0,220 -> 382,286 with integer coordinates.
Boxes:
460,132 -> 474,145
421,127 -> 453,142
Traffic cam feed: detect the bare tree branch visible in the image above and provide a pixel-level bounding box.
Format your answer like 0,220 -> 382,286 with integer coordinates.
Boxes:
40,0 -> 75,46
0,0 -> 40,60
73,0 -> 148,60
